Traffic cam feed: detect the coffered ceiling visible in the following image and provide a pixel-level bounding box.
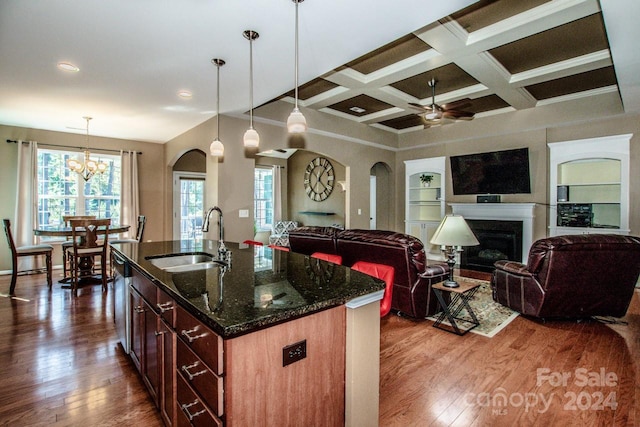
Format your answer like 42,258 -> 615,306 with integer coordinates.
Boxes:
274,0 -> 635,134
0,0 -> 637,142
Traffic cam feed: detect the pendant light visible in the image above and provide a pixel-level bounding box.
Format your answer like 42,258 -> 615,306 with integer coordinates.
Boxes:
67,116 -> 108,181
287,0 -> 307,134
210,58 -> 226,157
243,30 -> 260,148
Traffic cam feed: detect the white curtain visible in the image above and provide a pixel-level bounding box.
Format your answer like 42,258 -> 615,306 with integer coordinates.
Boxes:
14,141 -> 39,270
120,150 -> 140,239
273,165 -> 282,222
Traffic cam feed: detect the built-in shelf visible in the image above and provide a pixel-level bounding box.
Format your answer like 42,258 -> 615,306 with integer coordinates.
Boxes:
299,211 -> 335,216
404,157 -> 446,257
548,135 -> 630,236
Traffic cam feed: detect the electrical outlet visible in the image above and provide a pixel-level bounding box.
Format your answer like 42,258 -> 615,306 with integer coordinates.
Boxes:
282,339 -> 306,367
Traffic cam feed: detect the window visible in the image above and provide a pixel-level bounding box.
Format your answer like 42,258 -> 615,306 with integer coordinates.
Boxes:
254,167 -> 273,231
37,149 -> 121,228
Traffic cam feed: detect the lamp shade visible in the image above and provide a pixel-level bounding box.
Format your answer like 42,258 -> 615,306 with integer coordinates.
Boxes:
430,214 -> 479,247
243,128 -> 260,148
210,138 -> 224,157
287,108 -> 307,133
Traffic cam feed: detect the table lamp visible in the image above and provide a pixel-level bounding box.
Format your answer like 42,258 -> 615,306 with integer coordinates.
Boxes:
430,214 -> 479,288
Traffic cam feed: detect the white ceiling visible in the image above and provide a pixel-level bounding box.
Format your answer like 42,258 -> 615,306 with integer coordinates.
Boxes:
0,0 -> 477,143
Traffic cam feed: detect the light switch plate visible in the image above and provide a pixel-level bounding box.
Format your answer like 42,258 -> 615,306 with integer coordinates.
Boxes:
239,209 -> 249,218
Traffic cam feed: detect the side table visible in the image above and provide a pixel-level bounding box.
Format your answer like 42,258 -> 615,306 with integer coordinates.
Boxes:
432,280 -> 481,335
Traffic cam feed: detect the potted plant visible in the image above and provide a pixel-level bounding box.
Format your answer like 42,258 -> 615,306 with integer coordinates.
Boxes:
419,174 -> 433,187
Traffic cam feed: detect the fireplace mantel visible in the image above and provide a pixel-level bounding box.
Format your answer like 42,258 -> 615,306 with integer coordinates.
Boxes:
449,203 -> 537,263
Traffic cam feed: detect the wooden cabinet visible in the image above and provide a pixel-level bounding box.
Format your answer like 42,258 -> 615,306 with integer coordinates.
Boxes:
548,135 -> 631,236
175,304 -> 224,425
159,318 -> 176,426
129,268 -> 176,426
404,157 -> 445,258
122,269 -> 347,426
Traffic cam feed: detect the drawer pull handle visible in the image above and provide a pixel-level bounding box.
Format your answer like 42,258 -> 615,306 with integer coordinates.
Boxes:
134,306 -> 144,314
181,400 -> 206,421
157,301 -> 174,313
181,327 -> 206,343
181,362 -> 207,380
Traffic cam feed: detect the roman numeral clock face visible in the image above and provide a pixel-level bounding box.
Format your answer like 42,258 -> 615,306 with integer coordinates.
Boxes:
303,157 -> 335,201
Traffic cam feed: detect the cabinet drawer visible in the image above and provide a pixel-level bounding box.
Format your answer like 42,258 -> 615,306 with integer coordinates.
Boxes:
175,305 -> 223,375
177,338 -> 223,417
157,288 -> 176,327
176,373 -> 223,427
131,268 -> 157,305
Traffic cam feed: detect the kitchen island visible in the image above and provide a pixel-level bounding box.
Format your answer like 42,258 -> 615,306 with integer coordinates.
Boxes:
111,240 -> 385,427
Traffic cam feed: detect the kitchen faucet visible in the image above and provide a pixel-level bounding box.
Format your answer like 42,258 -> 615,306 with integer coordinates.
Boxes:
202,206 -> 228,259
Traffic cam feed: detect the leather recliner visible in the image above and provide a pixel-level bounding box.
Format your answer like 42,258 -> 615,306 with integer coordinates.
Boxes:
288,226 -> 449,318
491,234 -> 640,319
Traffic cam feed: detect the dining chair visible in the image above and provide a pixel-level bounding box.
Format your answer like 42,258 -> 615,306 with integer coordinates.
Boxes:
108,215 -> 145,280
3,219 -> 53,295
110,215 -> 146,244
62,215 -> 96,281
67,218 -> 110,296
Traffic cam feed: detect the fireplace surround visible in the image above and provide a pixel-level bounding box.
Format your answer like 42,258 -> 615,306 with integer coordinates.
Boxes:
450,203 -> 536,268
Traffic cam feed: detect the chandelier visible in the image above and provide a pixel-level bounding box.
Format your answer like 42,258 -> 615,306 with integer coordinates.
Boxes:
67,116 -> 108,181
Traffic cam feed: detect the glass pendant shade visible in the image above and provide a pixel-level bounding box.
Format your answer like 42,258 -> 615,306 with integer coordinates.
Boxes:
287,107 -> 307,133
210,138 -> 224,157
243,127 -> 259,148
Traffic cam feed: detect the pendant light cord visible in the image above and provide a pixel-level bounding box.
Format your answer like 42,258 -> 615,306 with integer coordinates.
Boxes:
249,34 -> 254,128
216,62 -> 220,138
294,0 -> 300,109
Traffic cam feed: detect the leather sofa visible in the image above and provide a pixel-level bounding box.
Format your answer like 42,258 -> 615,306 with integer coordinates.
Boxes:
491,234 -> 640,319
288,226 -> 449,318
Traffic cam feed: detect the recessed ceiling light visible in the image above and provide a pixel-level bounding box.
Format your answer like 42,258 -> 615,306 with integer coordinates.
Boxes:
349,106 -> 366,113
57,62 -> 79,72
178,90 -> 192,99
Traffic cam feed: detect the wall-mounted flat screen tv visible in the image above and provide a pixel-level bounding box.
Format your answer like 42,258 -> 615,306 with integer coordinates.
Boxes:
450,147 -> 531,195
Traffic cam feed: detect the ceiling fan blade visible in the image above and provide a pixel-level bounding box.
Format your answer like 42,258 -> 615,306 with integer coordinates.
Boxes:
408,102 -> 432,112
442,110 -> 475,119
441,98 -> 472,111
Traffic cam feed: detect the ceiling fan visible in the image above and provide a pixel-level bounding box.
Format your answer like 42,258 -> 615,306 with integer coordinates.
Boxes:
409,78 -> 475,127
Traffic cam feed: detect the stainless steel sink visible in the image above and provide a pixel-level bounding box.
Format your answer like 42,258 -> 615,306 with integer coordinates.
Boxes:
146,253 -> 226,273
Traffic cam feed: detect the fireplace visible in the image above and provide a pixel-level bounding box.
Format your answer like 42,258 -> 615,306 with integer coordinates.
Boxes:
460,220 -> 523,272
450,203 -> 536,268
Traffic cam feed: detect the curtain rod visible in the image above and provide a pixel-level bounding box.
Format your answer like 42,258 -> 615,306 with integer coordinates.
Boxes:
6,139 -> 142,155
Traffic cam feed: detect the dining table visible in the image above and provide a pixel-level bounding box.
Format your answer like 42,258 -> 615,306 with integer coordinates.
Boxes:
34,223 -> 130,285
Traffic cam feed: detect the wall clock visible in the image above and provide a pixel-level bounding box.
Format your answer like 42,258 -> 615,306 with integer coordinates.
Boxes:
304,157 -> 335,201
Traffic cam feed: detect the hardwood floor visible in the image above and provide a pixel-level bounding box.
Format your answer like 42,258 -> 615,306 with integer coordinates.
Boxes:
0,272 -> 162,426
379,270 -> 640,426
1,271 -> 639,426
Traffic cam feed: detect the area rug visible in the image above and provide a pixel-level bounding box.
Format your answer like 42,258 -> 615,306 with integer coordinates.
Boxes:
428,277 -> 519,338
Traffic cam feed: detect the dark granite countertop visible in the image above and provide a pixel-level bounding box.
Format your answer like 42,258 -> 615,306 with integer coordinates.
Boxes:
111,240 -> 385,339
